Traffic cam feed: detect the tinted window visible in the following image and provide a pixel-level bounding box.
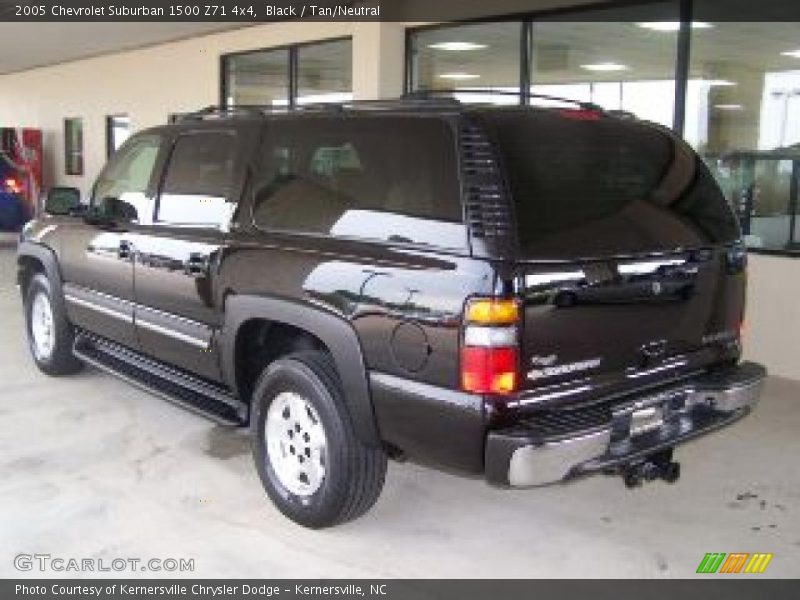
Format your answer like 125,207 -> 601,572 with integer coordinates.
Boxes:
473,109 -> 740,258
157,132 -> 237,227
252,116 -> 464,248
93,133 -> 161,222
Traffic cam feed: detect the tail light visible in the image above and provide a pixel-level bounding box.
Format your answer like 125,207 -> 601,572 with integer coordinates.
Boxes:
460,298 -> 520,394
4,177 -> 21,195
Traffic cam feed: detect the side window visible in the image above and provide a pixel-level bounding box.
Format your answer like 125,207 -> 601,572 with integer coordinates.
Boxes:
92,134 -> 162,222
156,131 -> 238,228
252,117 -> 464,248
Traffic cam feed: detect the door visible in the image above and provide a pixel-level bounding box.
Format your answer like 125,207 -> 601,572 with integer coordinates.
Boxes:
60,133 -> 164,349
132,126 -> 250,380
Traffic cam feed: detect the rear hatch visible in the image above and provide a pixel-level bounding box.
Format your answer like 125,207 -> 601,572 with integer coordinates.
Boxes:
471,108 -> 746,399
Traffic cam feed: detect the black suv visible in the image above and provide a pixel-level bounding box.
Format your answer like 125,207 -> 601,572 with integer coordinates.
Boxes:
17,98 -> 765,528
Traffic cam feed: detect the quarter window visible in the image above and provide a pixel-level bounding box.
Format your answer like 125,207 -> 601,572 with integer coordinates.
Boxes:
252,117 -> 464,248
157,132 -> 238,228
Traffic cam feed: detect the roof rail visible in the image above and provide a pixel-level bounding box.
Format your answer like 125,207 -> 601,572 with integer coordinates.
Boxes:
405,89 -> 601,111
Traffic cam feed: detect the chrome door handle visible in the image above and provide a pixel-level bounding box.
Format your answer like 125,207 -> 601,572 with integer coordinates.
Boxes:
184,253 -> 209,277
118,240 -> 133,260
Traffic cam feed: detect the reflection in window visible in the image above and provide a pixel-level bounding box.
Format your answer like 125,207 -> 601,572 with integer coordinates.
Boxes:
252,117 -> 465,248
409,22 -> 522,104
687,22 -> 800,251
297,39 -> 353,105
223,49 -> 289,106
93,134 -> 161,223
157,132 -> 237,228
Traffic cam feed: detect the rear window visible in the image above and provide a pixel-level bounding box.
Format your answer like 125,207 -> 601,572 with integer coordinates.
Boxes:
252,116 -> 465,249
473,109 -> 740,258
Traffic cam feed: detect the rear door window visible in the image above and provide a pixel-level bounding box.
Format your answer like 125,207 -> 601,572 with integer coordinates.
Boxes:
156,131 -> 238,228
252,116 -> 465,249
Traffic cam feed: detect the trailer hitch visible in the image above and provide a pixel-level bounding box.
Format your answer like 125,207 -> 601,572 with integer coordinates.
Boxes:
620,449 -> 680,488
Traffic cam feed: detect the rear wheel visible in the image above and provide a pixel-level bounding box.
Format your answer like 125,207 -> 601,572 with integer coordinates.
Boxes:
251,351 -> 386,528
24,272 -> 82,376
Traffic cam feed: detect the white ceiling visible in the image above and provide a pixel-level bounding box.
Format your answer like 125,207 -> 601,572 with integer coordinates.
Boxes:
0,22 -> 251,75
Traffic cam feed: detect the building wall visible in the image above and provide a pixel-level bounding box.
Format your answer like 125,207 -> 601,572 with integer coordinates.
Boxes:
0,21 -> 405,195
1,15 -> 798,381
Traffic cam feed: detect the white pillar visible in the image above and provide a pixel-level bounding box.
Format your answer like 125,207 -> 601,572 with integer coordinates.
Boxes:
352,22 -> 406,100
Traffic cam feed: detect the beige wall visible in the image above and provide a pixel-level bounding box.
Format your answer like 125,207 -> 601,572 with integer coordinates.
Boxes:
744,255 -> 800,380
0,21 -> 405,195
1,17 -> 798,381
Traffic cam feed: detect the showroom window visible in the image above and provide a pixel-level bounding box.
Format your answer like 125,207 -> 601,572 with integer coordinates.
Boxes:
686,22 -> 800,252
221,38 -> 352,108
106,114 -> 131,158
251,116 -> 464,248
157,132 -> 238,228
63,117 -> 83,176
408,22 -> 522,104
406,2 -> 800,256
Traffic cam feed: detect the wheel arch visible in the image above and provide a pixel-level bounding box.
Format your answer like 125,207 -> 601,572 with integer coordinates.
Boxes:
17,241 -> 63,300
220,294 -> 380,448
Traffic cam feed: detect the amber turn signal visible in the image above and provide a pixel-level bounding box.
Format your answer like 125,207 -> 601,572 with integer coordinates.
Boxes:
465,298 -> 519,325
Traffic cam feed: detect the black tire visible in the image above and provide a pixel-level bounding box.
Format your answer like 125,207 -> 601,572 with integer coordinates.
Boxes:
251,351 -> 386,528
24,272 -> 82,376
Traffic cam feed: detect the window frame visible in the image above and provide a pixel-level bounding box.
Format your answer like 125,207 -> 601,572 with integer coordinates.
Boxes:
220,36 -> 353,110
63,117 -> 84,176
248,115 -> 469,254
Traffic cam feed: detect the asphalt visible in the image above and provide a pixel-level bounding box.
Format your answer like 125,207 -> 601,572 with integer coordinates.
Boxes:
0,244 -> 797,578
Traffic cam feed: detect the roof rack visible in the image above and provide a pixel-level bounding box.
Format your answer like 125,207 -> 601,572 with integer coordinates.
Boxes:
171,90 -> 602,123
405,89 -> 602,111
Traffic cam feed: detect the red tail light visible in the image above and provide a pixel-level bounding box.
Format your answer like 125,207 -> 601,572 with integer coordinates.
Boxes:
4,177 -> 21,194
460,297 -> 520,395
460,346 -> 518,394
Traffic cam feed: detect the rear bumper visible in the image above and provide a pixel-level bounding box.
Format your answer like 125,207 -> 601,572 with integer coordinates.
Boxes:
485,361 -> 766,487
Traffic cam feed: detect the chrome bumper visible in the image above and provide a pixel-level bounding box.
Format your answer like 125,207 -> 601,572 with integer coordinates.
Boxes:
485,362 -> 766,487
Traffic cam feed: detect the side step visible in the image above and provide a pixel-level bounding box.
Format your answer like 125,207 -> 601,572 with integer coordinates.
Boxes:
73,332 -> 247,426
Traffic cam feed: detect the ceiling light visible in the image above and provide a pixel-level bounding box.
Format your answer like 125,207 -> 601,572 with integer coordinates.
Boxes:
428,42 -> 487,51
438,72 -> 481,80
580,63 -> 629,72
637,21 -> 713,32
706,79 -> 737,87
781,49 -> 800,59
714,104 -> 744,111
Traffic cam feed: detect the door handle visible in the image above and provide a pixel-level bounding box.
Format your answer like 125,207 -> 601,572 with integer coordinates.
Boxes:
184,253 -> 210,278
118,240 -> 133,261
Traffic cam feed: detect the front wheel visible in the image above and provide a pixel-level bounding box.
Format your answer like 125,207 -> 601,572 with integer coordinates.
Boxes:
251,351 -> 386,528
24,272 -> 82,376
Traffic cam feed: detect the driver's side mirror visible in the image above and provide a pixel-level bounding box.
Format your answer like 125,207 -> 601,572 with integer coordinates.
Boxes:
44,186 -> 81,216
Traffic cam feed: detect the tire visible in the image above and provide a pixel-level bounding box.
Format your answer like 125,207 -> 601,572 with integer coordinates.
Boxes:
251,351 -> 386,528
24,272 -> 82,376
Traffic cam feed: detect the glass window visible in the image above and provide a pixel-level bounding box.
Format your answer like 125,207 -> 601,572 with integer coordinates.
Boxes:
157,132 -> 238,228
92,134 -> 162,223
297,39 -> 353,105
530,3 -> 680,126
106,114 -> 131,158
64,118 -> 83,176
252,116 -> 464,248
409,22 -> 522,104
223,49 -> 289,107
686,22 -> 800,252
473,109 -> 738,259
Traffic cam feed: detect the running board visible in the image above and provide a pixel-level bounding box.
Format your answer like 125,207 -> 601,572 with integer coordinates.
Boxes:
73,332 -> 247,426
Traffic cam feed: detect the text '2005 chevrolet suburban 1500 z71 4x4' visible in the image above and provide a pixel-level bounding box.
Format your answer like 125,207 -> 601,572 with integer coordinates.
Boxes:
17,95 -> 766,528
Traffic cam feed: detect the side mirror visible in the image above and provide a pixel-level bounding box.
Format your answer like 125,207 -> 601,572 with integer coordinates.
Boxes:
45,187 -> 81,216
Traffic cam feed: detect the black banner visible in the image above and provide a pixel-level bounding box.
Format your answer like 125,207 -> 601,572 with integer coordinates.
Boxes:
3,580 -> 800,600
2,0 -> 800,22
